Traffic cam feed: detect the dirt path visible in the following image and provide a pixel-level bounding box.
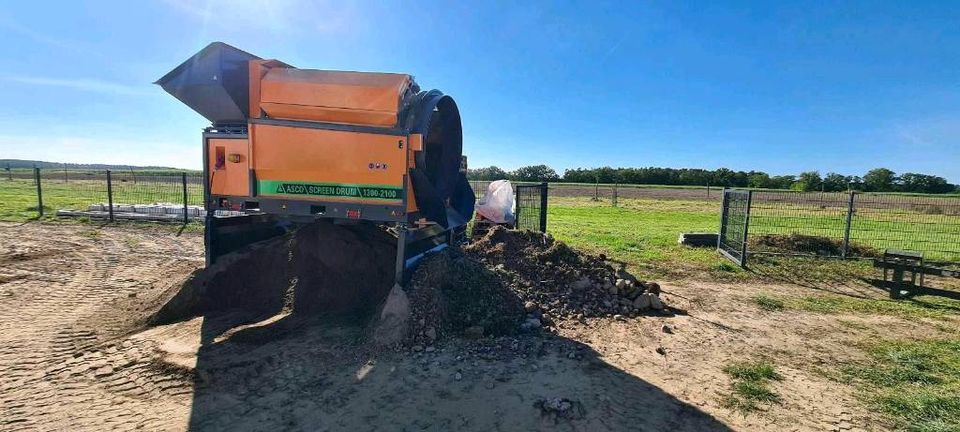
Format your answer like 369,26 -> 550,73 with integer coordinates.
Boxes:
1,222 -> 953,431
0,222 -> 203,431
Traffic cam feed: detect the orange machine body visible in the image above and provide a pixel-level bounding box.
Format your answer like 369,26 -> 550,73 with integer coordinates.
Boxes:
158,41 -> 472,267
206,60 -> 420,218
249,60 -> 412,127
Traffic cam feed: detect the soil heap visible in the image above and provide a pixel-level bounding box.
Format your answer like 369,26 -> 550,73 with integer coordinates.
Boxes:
153,221 -> 665,349
752,233 -> 878,257
404,226 -> 667,345
153,220 -> 397,324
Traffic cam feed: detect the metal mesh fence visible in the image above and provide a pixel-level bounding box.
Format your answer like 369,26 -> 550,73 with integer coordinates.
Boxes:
3,169 -> 204,222
109,172 -> 204,207
515,184 -> 547,232
725,189 -> 960,264
548,183 -> 720,204
749,191 -> 852,256
37,170 -> 108,215
718,190 -> 750,266
471,181 -> 719,205
850,194 -> 960,263
470,180 -> 548,233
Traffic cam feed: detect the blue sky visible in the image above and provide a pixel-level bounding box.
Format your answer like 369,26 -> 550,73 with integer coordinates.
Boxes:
0,1 -> 958,181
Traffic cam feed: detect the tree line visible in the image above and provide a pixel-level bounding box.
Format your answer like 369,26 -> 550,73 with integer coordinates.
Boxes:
467,165 -> 958,194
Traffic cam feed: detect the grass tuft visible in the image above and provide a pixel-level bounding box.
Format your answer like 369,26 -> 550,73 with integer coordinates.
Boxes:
721,361 -> 783,414
713,261 -> 740,273
844,340 -> 960,432
752,294 -> 785,311
792,295 -> 960,319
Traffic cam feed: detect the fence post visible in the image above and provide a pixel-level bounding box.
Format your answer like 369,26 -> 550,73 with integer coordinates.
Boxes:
612,182 -> 618,207
842,191 -> 856,258
182,172 -> 189,224
740,190 -> 753,267
539,182 -> 548,233
594,177 -> 599,201
718,188 -> 729,250
514,187 -> 522,229
106,170 -> 115,222
34,167 -> 43,217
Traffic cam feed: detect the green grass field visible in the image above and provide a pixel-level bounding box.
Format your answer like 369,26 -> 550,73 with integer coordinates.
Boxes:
548,195 -> 960,266
545,195 -> 960,281
0,178 -> 203,221
4,177 -> 958,262
749,204 -> 960,262
546,196 -> 736,280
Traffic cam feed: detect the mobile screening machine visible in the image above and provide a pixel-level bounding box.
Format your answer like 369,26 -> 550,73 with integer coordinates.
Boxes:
156,42 -> 474,282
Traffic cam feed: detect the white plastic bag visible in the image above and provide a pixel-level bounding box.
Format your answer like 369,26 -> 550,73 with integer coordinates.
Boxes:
475,180 -> 515,224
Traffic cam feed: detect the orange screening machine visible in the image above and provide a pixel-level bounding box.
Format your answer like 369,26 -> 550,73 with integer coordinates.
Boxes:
156,42 -> 475,280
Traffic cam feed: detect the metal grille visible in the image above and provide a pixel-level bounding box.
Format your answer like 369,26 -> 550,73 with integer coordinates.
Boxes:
749,191 -> 852,257
718,189 -> 751,266
470,180 -> 491,202
470,180 -> 548,233
515,183 -> 548,233
37,169 -> 108,216
10,168 -> 203,222
108,172 -> 204,207
719,189 -> 960,266
850,194 -> 960,263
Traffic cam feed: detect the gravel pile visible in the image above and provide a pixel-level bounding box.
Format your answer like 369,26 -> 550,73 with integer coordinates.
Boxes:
464,226 -> 667,323
404,226 -> 667,344
405,249 -> 524,348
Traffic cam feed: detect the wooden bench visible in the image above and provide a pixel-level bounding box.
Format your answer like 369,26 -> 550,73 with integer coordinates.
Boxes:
874,249 -> 960,299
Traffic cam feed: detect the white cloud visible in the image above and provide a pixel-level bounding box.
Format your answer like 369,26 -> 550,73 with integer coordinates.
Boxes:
3,76 -> 155,97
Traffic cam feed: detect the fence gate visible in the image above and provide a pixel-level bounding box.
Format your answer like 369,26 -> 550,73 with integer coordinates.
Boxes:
718,189 -> 753,267
515,182 -> 549,233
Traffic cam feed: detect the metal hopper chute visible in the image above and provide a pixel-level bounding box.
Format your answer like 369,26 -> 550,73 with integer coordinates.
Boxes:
154,42 -> 262,126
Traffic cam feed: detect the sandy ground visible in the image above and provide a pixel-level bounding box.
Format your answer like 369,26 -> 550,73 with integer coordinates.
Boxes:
1,222 -> 956,431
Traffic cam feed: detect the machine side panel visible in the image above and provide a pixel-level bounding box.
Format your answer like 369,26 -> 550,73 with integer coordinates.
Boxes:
251,123 -> 407,205
207,137 -> 251,197
259,102 -> 398,128
257,68 -> 410,127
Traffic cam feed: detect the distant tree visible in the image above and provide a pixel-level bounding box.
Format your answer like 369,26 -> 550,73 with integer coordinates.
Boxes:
846,176 -> 864,191
548,165 -> 954,193
898,173 -> 954,194
511,164 -> 560,182
467,166 -> 509,181
713,168 -> 742,187
769,175 -> 796,189
822,172 -> 850,192
748,172 -> 773,189
796,171 -> 823,192
863,168 -> 897,192
562,168 -> 590,183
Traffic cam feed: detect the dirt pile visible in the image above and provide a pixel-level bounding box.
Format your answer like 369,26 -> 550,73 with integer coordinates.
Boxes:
405,249 -> 524,347
464,226 -> 667,320
404,226 -> 667,344
153,220 -> 397,324
751,233 -> 878,257
152,221 -> 665,348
